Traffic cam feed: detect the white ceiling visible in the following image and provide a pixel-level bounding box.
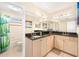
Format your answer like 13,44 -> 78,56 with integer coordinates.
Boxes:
16,2 -> 76,13
15,2 -> 76,20
0,2 -> 77,22
32,2 -> 76,13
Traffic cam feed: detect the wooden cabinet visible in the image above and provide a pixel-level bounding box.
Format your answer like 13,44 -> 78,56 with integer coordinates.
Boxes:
50,35 -> 54,49
41,35 -> 54,56
33,39 -> 41,57
26,35 -> 78,57
41,37 -> 47,56
63,37 -> 78,56
26,35 -> 54,57
47,35 -> 54,53
54,35 -> 78,56
25,38 -> 33,57
55,35 -> 64,50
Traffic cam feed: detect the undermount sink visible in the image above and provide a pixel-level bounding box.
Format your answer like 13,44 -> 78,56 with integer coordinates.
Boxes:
32,35 -> 41,39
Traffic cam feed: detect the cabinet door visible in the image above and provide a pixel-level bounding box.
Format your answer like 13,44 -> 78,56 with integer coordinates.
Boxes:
25,38 -> 33,57
55,35 -> 64,50
47,36 -> 54,52
50,35 -> 54,49
74,38 -> 78,56
64,37 -> 77,56
41,37 -> 47,56
33,39 -> 41,57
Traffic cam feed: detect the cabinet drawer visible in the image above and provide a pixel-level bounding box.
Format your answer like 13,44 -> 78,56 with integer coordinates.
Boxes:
63,37 -> 78,56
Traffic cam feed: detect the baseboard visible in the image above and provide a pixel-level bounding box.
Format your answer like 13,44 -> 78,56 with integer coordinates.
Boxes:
44,48 -> 77,57
43,48 -> 54,57
54,48 -> 77,57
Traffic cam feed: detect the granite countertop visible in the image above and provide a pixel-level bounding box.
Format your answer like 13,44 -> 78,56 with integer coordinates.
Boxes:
51,31 -> 78,37
25,31 -> 78,40
26,34 -> 51,40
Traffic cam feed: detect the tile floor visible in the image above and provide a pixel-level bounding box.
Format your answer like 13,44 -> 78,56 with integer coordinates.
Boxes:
46,49 -> 73,57
0,44 -> 22,57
